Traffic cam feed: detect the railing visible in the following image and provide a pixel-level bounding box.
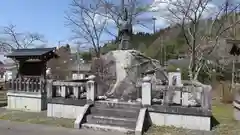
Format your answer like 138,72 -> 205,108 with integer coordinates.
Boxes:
47,75 -> 97,101
6,77 -> 46,93
152,85 -> 204,106
50,80 -> 87,99
141,76 -> 212,110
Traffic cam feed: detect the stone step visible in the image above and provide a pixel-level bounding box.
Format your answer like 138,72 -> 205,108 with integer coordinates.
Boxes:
95,101 -> 141,110
90,107 -> 139,119
87,115 -> 137,129
82,123 -> 135,135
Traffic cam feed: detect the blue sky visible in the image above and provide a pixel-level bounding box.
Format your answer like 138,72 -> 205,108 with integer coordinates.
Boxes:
0,0 -> 224,49
0,0 -> 156,47
0,0 -> 71,46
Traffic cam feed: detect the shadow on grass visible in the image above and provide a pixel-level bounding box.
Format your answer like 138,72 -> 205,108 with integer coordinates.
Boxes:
211,116 -> 219,129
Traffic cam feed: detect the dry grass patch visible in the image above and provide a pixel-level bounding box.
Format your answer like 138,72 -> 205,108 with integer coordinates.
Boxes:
0,110 -> 74,128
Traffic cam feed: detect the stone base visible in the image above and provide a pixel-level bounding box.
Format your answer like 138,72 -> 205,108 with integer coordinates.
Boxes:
149,112 -> 211,131
47,103 -> 85,119
7,91 -> 47,112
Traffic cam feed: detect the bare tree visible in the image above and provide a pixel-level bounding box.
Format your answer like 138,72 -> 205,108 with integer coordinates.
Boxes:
66,0 -> 151,50
0,24 -> 45,50
156,0 -> 240,80
47,45 -> 72,80
99,0 -> 151,39
66,0 -> 108,57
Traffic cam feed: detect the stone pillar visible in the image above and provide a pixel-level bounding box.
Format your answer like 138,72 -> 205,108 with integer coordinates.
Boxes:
168,70 -> 183,105
18,78 -> 22,91
73,86 -> 80,99
11,79 -> 14,90
202,85 -> 212,110
47,80 -> 53,98
86,75 -> 96,102
26,80 -> 30,92
141,76 -> 152,106
181,86 -> 191,106
61,86 -> 67,98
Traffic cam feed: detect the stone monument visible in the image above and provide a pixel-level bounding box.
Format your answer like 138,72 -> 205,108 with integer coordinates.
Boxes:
91,5 -> 168,102
92,50 -> 168,101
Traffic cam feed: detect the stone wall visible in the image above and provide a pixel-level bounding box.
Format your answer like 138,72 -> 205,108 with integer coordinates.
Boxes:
7,91 -> 47,112
140,76 -> 212,131
149,112 -> 211,131
141,76 -> 212,109
47,104 -> 85,119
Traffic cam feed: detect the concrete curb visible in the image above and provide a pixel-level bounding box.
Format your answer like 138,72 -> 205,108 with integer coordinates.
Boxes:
135,108 -> 147,135
74,104 -> 91,129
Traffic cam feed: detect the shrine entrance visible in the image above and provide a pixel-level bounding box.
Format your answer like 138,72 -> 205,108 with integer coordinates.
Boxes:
5,47 -> 58,111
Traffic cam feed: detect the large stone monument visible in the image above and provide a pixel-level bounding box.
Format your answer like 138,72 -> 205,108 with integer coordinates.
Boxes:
92,50 -> 168,101
91,7 -> 168,101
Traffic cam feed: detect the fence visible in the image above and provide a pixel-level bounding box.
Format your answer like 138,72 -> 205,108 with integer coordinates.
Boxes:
6,76 -> 46,93
49,80 -> 87,99
141,76 -> 212,110
47,75 -> 97,101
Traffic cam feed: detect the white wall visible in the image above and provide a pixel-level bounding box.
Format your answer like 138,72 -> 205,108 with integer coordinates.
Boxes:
7,92 -> 47,112
149,112 -> 211,131
47,103 -> 85,119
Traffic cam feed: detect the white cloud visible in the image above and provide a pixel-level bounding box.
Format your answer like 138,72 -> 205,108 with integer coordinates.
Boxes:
149,0 -> 219,25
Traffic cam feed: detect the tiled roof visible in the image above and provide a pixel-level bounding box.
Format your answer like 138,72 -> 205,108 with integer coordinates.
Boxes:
5,47 -> 56,57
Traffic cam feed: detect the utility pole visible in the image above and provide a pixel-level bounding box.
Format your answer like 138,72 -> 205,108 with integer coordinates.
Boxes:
152,17 -> 156,33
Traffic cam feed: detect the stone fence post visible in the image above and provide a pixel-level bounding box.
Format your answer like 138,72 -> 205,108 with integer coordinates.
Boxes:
73,85 -> 80,99
61,85 -> 67,98
47,80 -> 53,98
87,75 -> 97,102
142,76 -> 152,106
202,85 -> 212,110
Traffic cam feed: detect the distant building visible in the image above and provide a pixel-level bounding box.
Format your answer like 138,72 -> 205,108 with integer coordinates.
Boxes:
70,61 -> 91,80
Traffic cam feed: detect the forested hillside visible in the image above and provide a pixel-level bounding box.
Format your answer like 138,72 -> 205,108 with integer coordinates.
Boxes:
100,25 -> 187,64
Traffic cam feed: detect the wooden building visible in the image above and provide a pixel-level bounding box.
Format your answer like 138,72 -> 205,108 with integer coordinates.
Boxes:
5,47 -> 58,112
